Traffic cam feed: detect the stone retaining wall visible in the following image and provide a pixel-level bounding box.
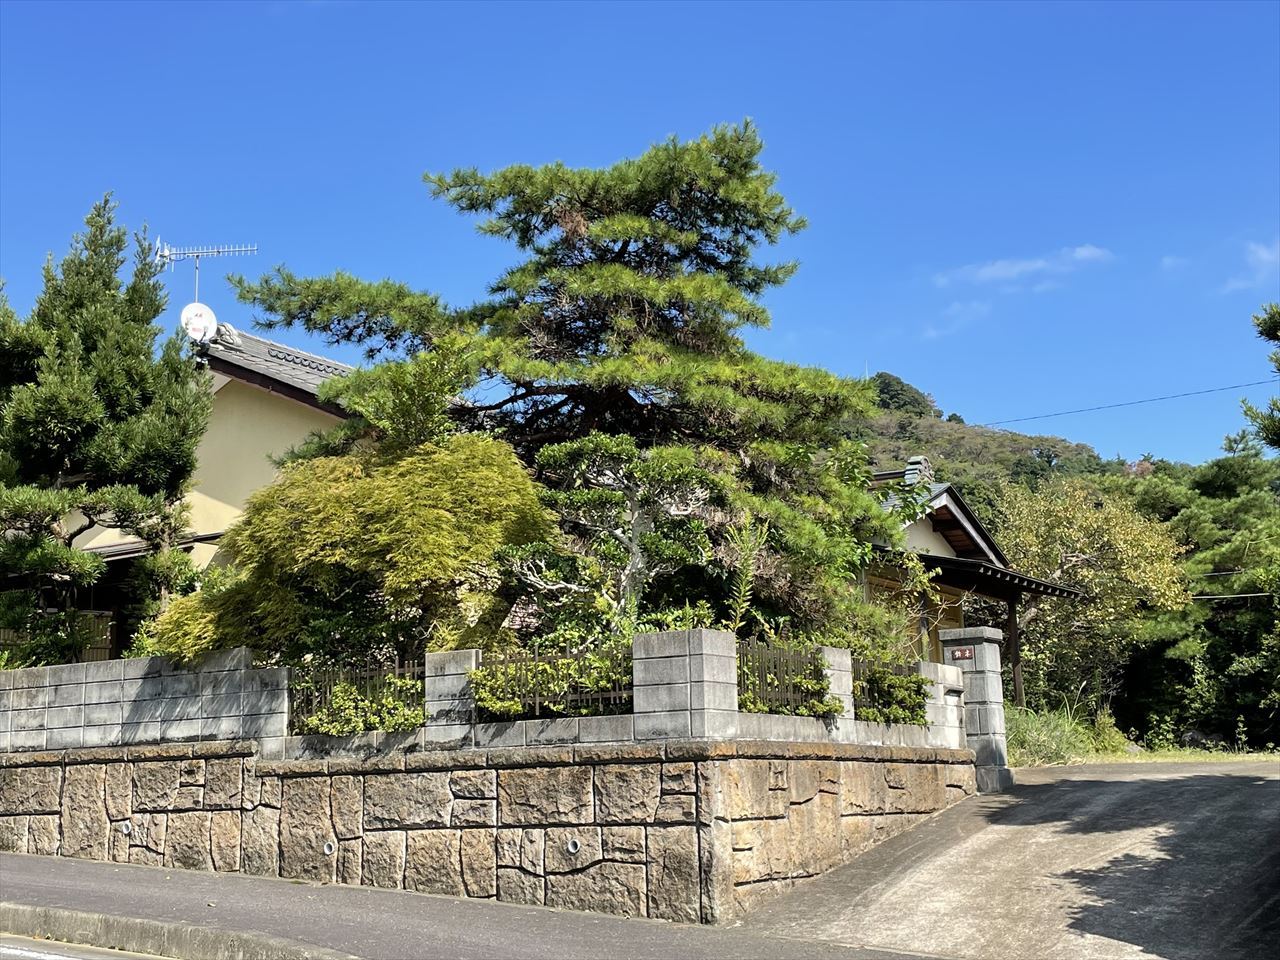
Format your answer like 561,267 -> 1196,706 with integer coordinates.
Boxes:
0,738 -> 974,923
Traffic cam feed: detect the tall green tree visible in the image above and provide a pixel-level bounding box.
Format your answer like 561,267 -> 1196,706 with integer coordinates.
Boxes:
1244,303 -> 1280,449
1112,440 -> 1280,746
989,478 -> 1189,711
0,197 -> 211,661
234,123 -> 912,643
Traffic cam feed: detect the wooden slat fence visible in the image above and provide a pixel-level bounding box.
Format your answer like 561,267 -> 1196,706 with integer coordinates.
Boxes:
478,645 -> 632,720
288,658 -> 427,734
736,641 -> 825,713
0,611 -> 115,662
850,659 -> 916,714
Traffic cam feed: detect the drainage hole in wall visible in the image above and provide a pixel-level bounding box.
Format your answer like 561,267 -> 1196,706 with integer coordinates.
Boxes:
323,841 -> 336,856
566,838 -> 581,855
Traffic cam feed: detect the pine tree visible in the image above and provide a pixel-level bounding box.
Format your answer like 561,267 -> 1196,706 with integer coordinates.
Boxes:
233,123 -> 912,640
0,197 -> 211,661
1244,303 -> 1280,449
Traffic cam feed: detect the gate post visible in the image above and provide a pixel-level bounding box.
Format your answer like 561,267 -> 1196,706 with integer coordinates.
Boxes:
939,627 -> 1013,792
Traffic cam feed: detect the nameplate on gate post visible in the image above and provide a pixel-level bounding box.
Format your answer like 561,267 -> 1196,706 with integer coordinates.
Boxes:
950,646 -> 974,661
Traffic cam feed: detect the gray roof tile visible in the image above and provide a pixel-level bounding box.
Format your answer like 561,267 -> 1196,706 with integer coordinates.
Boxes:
201,323 -> 353,396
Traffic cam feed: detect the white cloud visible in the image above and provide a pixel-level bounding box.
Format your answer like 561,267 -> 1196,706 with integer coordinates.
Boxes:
934,244 -> 1113,288
923,300 -> 990,340
1223,239 -> 1280,293
1160,255 -> 1188,271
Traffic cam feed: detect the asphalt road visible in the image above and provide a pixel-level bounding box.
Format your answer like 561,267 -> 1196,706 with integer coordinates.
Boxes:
746,760 -> 1280,960
0,853 -> 907,960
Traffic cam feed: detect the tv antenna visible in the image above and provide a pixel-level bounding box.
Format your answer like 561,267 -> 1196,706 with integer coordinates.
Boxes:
154,240 -> 257,303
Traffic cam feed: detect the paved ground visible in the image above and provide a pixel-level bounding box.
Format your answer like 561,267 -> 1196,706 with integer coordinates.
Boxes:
747,760 -> 1280,960
2,761 -> 1276,959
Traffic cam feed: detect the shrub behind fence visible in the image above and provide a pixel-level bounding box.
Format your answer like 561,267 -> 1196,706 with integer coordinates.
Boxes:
289,658 -> 427,734
736,641 -> 832,716
474,645 -> 633,720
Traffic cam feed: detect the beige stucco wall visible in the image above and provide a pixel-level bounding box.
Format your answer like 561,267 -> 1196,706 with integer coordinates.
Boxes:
74,377 -> 339,567
902,519 -> 957,558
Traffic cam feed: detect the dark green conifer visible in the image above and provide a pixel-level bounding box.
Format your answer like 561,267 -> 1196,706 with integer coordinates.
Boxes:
0,197 -> 211,661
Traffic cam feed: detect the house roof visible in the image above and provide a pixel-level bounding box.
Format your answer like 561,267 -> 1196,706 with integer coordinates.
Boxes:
876,454 -> 1081,600
199,324 -> 353,411
914,551 -> 1084,600
882,479 -> 1010,567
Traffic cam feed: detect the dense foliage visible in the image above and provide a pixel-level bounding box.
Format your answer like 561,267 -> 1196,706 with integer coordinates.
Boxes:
989,478 -> 1189,710
137,434 -> 554,663
1107,440 -> 1280,747
231,122 -> 922,659
1244,303 -> 1280,449
0,198 -> 210,662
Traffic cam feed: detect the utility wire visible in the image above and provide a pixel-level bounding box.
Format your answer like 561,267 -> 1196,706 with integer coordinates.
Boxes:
1191,592 -> 1274,601
977,379 -> 1274,428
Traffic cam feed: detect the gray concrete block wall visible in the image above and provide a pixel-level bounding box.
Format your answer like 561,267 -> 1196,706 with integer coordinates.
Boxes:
0,648 -> 287,753
633,629 -> 738,740
939,627 -> 1013,791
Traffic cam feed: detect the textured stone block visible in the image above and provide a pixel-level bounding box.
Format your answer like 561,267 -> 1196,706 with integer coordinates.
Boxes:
240,805 -> 279,876
280,776 -> 336,882
451,798 -> 496,827
204,759 -> 242,810
547,861 -> 646,917
719,760 -> 788,819
647,825 -> 700,923
661,762 -> 696,794
544,825 -> 602,873
330,775 -> 363,839
104,764 -> 131,821
60,764 -> 108,860
405,829 -> 464,896
461,828 -> 497,898
594,763 -> 661,824
334,837 -> 361,885
363,830 -> 407,888
449,769 -> 496,799
498,766 -> 593,825
165,811 -> 213,870
28,814 -> 60,855
210,810 -> 241,872
497,866 -> 545,905
128,812 -> 167,860
364,772 -> 452,829
0,815 -> 29,853
496,827 -> 543,874
601,825 -> 645,863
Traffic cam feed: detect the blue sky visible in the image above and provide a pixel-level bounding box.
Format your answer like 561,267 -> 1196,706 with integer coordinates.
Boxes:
1,0 -> 1277,464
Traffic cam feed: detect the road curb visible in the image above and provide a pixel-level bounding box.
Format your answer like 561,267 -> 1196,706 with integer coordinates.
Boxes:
0,902 -> 358,960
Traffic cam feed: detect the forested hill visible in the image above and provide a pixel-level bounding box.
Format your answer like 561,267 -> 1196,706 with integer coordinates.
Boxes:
855,372 -> 1116,522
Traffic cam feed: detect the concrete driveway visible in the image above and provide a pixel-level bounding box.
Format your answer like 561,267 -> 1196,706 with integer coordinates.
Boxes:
745,761 -> 1280,960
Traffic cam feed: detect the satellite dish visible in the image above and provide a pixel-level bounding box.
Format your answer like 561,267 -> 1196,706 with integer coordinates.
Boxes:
180,302 -> 217,342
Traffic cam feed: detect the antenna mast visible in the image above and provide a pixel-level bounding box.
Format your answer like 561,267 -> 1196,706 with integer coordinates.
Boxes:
154,240 -> 257,302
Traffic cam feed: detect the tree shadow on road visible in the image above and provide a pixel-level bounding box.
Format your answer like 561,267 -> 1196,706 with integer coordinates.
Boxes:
984,768 -> 1280,960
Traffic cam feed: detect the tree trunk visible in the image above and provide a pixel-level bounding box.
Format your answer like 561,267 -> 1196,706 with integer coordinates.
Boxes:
1008,593 -> 1025,708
